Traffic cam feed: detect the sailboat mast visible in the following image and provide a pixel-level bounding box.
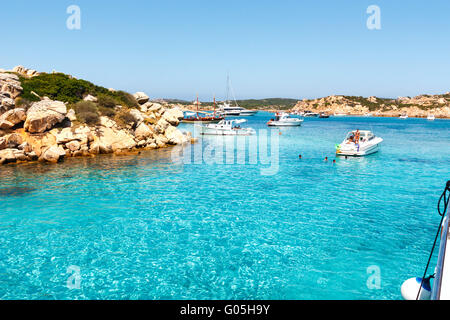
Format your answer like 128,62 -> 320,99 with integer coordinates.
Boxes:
196,94 -> 199,118
213,95 -> 216,117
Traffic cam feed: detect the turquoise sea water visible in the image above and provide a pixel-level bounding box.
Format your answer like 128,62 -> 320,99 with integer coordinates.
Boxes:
0,112 -> 449,300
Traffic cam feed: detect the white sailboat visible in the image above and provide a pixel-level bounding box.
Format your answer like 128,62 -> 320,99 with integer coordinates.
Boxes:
219,76 -> 257,116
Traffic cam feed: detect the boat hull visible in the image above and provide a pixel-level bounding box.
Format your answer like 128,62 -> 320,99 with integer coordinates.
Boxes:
268,121 -> 302,127
336,142 -> 381,157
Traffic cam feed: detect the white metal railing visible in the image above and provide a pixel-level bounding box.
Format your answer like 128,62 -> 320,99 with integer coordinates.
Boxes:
431,199 -> 450,300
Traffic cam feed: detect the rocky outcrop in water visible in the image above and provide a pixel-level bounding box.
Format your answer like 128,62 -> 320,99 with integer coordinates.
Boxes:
0,67 -> 192,165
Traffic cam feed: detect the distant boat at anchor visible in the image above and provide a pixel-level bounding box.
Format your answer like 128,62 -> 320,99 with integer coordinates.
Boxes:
182,96 -> 224,123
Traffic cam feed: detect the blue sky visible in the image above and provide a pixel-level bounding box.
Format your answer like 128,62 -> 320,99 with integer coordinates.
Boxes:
2,0 -> 450,100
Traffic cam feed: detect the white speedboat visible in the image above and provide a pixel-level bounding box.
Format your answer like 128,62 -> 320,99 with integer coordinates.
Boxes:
336,130 -> 383,156
400,113 -> 409,119
195,119 -> 255,136
267,112 -> 303,127
333,113 -> 347,117
427,114 -> 436,121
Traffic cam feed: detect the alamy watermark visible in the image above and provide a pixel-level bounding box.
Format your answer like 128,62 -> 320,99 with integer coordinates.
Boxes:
366,265 -> 381,290
66,5 -> 81,30
171,125 -> 280,176
67,265 -> 81,290
366,5 -> 381,30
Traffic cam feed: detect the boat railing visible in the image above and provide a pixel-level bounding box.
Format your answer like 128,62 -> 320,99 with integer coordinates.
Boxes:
431,193 -> 450,300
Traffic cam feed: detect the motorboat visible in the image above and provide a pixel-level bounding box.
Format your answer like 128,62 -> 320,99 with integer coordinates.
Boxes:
303,111 -> 319,117
427,114 -> 436,121
319,112 -> 330,118
400,113 -> 409,119
219,102 -> 257,116
333,113 -> 347,117
218,75 -> 257,117
267,112 -> 303,127
335,130 -> 383,156
195,119 -> 255,136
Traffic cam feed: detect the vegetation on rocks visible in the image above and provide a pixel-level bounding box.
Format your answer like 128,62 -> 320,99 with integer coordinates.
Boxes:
18,72 -> 138,108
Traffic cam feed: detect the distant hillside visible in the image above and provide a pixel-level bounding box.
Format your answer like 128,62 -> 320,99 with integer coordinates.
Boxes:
164,98 -> 298,110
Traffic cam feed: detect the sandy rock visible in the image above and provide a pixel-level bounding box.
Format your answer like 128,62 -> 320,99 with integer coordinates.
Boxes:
133,92 -> 149,105
0,108 -> 26,129
12,66 -> 41,78
24,100 -> 67,133
67,109 -> 77,121
129,109 -> 144,126
139,102 -> 152,113
66,140 -> 80,152
162,108 -> 184,126
155,118 -> 169,134
0,148 -> 17,163
5,133 -> 23,148
99,116 -> 117,128
0,137 -> 7,150
93,127 -> 137,153
42,145 -> 65,163
134,122 -> 153,141
83,94 -> 98,102
164,126 -> 189,145
53,126 -> 89,144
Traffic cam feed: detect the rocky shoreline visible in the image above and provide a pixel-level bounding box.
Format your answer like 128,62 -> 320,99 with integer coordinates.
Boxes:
292,95 -> 450,118
0,66 -> 193,165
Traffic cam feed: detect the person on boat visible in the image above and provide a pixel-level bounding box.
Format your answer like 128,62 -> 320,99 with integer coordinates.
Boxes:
355,130 -> 361,144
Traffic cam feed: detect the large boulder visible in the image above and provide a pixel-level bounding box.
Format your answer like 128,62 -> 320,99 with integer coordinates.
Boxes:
12,66 -> 40,78
0,148 -> 17,163
162,107 -> 184,126
164,126 -> 189,145
93,127 -> 137,153
0,73 -> 22,99
83,94 -> 98,102
41,145 -> 65,163
0,93 -> 15,114
133,92 -> 149,105
154,118 -> 169,134
24,100 -> 67,133
134,122 -> 153,141
0,108 -> 26,129
129,109 -> 144,126
53,126 -> 89,144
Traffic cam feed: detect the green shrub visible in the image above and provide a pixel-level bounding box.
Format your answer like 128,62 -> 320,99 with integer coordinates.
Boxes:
97,94 -> 117,109
72,101 -> 100,125
18,72 -> 138,108
114,109 -> 135,128
98,105 -> 116,117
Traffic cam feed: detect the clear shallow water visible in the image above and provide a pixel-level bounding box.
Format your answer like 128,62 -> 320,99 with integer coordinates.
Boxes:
0,113 -> 449,300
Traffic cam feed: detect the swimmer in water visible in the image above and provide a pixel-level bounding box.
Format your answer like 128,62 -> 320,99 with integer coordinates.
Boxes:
299,154 -> 302,159
324,157 -> 328,162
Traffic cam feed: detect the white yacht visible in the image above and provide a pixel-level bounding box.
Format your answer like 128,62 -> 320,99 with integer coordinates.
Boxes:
267,112 -> 303,127
219,102 -> 257,116
218,76 -> 258,117
427,114 -> 436,121
195,119 -> 255,136
336,130 -> 383,156
303,111 -> 319,117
